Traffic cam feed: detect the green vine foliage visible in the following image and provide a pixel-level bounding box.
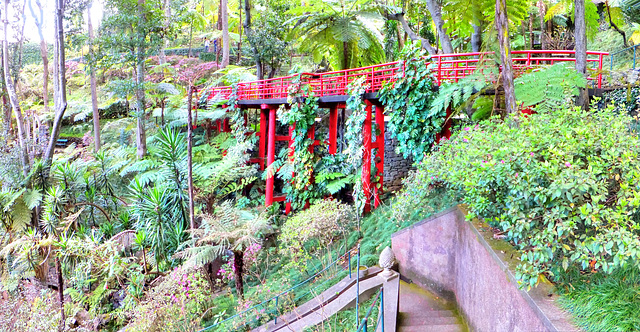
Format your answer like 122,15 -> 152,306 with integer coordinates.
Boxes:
379,43 -> 441,162
344,77 -> 369,215
277,75 -> 323,210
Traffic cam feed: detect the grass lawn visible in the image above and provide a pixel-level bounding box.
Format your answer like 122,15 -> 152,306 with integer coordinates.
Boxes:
559,266 -> 640,332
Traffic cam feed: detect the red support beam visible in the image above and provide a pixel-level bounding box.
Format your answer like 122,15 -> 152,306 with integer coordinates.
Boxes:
258,108 -> 267,170
265,106 -> 277,207
362,100 -> 373,213
373,104 -> 385,208
329,105 -> 338,154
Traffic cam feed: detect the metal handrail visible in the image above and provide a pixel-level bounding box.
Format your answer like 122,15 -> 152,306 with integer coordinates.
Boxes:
199,249 -> 355,331
356,288 -> 384,332
610,44 -> 639,71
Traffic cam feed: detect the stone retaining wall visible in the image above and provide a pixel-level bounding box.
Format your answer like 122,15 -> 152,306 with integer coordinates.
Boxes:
383,129 -> 414,193
391,206 -> 578,332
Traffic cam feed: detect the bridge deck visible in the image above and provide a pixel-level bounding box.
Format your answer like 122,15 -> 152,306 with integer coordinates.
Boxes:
207,50 -> 608,103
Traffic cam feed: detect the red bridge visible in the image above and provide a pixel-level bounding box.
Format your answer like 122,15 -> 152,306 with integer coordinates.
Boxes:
206,50 -> 608,212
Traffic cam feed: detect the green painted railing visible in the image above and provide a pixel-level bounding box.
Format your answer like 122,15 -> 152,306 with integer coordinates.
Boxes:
356,288 -> 384,332
610,44 -> 639,71
199,249 -> 356,331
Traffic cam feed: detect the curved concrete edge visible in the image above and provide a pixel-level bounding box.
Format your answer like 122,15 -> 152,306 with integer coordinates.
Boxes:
391,205 -> 580,332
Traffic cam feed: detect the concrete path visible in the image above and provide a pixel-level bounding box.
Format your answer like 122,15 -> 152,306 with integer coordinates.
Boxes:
397,281 -> 467,332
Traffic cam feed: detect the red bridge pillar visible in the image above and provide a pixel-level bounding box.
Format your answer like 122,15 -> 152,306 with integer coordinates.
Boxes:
265,104 -> 277,207
373,104 -> 385,208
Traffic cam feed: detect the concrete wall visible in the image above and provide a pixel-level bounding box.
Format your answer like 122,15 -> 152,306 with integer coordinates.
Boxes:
391,206 -> 578,332
383,129 -> 414,193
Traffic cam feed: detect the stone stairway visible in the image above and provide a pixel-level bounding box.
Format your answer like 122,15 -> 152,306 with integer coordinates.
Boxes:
397,281 -> 467,332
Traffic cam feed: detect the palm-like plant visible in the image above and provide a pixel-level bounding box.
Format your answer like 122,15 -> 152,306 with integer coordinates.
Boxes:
287,0 -> 385,70
179,201 -> 271,301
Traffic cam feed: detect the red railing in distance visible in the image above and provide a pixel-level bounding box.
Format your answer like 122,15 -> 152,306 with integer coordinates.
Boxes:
206,50 -> 609,102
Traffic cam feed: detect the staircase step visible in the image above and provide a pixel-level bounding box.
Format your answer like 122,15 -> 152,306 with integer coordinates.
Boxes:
398,312 -> 461,326
398,324 -> 465,332
398,310 -> 456,319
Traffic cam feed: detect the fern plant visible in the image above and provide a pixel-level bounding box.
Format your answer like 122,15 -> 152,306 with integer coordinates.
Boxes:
286,0 -> 384,70
178,201 -> 271,301
514,63 -> 587,112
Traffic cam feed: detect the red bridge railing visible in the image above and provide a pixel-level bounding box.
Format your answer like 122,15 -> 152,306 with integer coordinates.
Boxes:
207,50 -> 609,102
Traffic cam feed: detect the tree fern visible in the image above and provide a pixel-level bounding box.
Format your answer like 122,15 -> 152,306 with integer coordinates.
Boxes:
514,63 -> 587,112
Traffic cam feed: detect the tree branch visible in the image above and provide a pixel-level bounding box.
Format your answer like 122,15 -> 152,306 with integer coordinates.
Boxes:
383,11 -> 437,55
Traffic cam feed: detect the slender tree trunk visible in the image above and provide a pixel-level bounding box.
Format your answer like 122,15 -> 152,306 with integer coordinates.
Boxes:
186,87 -> 195,230
425,0 -> 453,54
188,24 -> 193,58
159,0 -> 170,64
55,256 -> 65,331
88,2 -> 100,152
237,3 -> 242,63
135,0 -> 147,159
495,0 -> 516,113
243,0 -> 263,80
4,0 -> 29,176
44,0 -> 67,163
233,250 -> 244,301
221,0 -> 230,68
396,23 -> 405,50
575,0 -> 588,109
471,24 -> 482,52
27,0 -> 48,113
40,41 -> 49,113
529,14 -> 534,49
342,41 -> 349,70
538,0 -> 547,50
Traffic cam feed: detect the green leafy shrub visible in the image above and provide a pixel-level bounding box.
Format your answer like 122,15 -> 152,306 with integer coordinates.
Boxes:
417,105 -> 640,288
280,199 -> 354,259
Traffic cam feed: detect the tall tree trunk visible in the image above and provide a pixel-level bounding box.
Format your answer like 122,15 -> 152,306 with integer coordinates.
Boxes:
575,0 -> 588,109
471,24 -> 482,52
186,87 -> 195,230
396,23 -> 405,50
44,0 -> 67,163
221,0 -> 230,68
188,24 -> 193,58
538,0 -> 547,50
425,0 -> 453,54
159,0 -> 170,64
233,250 -> 244,301
4,0 -> 29,176
88,2 -> 100,152
342,41 -> 349,70
529,13 -> 534,49
55,256 -> 65,331
237,3 -> 242,63
40,40 -> 48,113
495,0 -> 516,114
135,0 -> 147,159
243,0 -> 263,80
